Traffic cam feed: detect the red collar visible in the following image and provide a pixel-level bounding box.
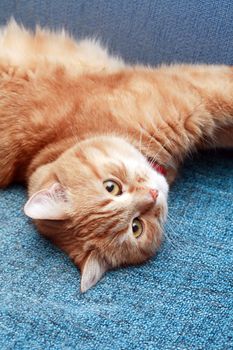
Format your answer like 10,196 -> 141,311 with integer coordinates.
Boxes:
148,158 -> 167,176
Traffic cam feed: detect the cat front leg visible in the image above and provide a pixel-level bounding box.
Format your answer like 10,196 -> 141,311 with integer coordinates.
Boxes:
176,65 -> 233,149
154,65 -> 233,151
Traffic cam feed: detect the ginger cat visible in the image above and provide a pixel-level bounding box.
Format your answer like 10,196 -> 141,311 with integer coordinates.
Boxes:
0,21 -> 232,292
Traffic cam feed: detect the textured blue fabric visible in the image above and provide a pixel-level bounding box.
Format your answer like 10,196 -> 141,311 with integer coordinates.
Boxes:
0,1 -> 233,349
0,0 -> 233,65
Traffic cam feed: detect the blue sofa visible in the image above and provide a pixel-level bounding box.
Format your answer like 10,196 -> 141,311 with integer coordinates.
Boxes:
0,1 -> 233,349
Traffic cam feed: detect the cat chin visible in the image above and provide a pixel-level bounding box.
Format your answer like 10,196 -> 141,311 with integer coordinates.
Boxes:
148,168 -> 169,198
147,169 -> 169,222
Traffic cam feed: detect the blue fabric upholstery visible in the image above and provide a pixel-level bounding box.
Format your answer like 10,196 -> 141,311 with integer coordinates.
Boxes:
0,1 -> 233,349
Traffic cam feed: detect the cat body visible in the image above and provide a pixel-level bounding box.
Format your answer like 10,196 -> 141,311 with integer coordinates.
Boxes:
0,21 -> 232,291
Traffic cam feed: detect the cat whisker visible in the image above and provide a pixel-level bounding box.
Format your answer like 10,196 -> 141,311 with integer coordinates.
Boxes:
167,213 -> 184,226
143,127 -> 161,156
163,226 -> 180,249
162,210 -> 188,250
165,221 -> 180,239
147,136 -> 171,165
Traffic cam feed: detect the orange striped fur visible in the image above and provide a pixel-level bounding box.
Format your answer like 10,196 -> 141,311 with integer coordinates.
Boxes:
0,22 -> 232,291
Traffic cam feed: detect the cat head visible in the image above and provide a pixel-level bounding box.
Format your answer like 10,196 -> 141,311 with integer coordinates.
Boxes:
24,135 -> 169,292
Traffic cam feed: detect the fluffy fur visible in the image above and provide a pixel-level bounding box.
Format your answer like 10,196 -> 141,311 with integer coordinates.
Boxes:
0,20 -> 125,73
0,21 -> 232,291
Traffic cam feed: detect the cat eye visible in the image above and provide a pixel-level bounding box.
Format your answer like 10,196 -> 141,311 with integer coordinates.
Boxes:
103,180 -> 122,196
132,218 -> 143,238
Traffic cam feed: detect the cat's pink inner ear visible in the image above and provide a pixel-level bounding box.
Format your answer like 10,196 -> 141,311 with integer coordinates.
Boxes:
24,182 -> 70,220
80,252 -> 109,293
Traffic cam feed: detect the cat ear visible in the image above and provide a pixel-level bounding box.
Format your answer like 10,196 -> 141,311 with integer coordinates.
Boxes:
24,182 -> 70,220
80,252 -> 109,293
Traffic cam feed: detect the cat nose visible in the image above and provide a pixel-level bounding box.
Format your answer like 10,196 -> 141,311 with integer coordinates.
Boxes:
149,189 -> 158,201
